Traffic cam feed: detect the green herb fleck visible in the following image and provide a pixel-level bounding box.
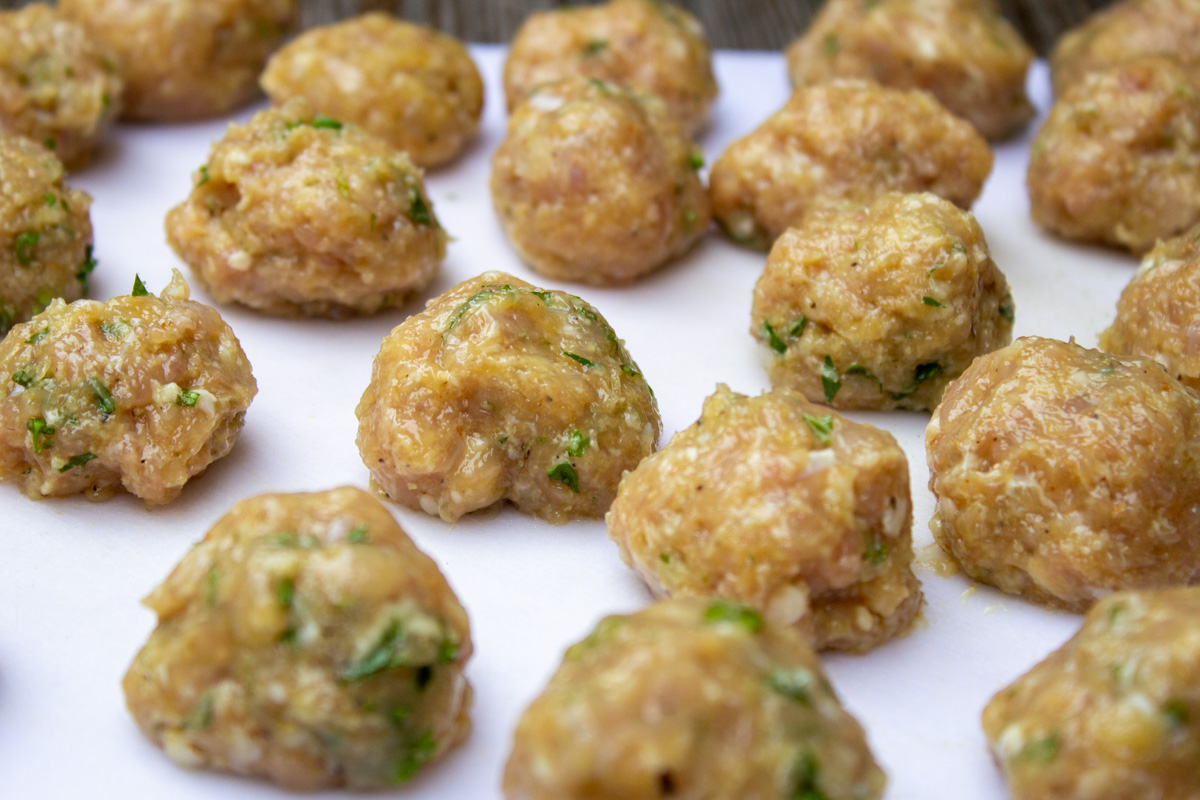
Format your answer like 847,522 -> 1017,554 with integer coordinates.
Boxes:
408,189 -> 434,227
58,452 -> 96,472
197,165 -> 209,186
312,115 -> 343,130
703,600 -> 764,633
87,377 -> 115,414
687,147 -> 705,170
1165,700 -> 1190,729
277,577 -> 294,609
76,245 -> 97,287
846,364 -> 882,392
999,294 -> 1015,323
342,620 -> 402,681
891,362 -> 943,399
531,290 -> 556,304
547,462 -> 580,493
767,668 -> 815,704
863,532 -> 888,565
804,413 -> 835,447
1019,733 -> 1060,765
444,285 -> 512,332
820,356 -> 841,403
823,33 -> 839,55
790,316 -> 809,338
131,274 -> 151,297
43,137 -> 56,151
14,231 -> 39,266
205,568 -> 219,607
175,388 -> 200,407
395,731 -> 437,783
25,327 -> 48,345
12,368 -> 34,388
347,526 -> 369,544
567,431 -> 590,457
100,320 -> 129,340
621,363 -> 640,378
659,552 -> 671,564
43,194 -> 56,207
923,296 -> 946,308
563,351 -> 598,368
583,38 -> 609,55
182,693 -> 215,731
952,241 -> 967,254
438,639 -> 458,663
762,321 -> 787,354
27,417 -> 54,453
791,752 -> 828,800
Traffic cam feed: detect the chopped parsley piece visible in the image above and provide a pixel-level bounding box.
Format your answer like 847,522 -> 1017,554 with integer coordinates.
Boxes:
197,165 -> 209,186
58,452 -> 96,472
583,38 -> 608,55
923,296 -> 946,308
762,321 -> 787,354
100,320 -> 129,340
43,137 -> 56,151
687,147 -> 705,170
999,294 -> 1015,323
342,620 -> 404,681
864,532 -> 888,565
444,284 -> 512,332
312,115 -> 343,130
547,462 -> 580,493
659,552 -> 671,563
131,274 -> 151,297
952,241 -> 967,254
87,377 -> 115,414
347,526 -> 369,543
789,316 -> 809,338
27,417 -> 54,453
14,231 -> 39,266
76,245 -> 97,287
182,692 -> 215,731
25,327 -> 48,345
1019,733 -> 1060,765
703,600 -> 764,632
791,752 -> 828,800
892,362 -> 943,399
395,731 -> 437,783
767,668 -> 814,704
846,364 -> 882,392
175,388 -> 200,407
205,568 -> 219,607
1165,700 -> 1190,728
820,356 -> 841,403
438,639 -> 458,663
563,351 -> 598,368
43,194 -> 56,207
803,413 -> 835,447
408,188 -> 434,227
823,33 -> 839,55
12,368 -> 34,388
567,431 -> 590,457
531,290 -> 556,304
276,577 -> 294,609
621,363 -> 640,378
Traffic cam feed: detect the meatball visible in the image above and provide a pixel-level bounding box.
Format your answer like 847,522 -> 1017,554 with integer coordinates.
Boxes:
1028,56 -> 1200,255
123,486 -> 472,790
751,192 -> 1013,411
607,385 -> 923,654
59,0 -> 295,121
503,0 -> 717,136
709,81 -> 992,250
166,99 -> 446,318
1051,0 -> 1200,97
785,0 -> 1035,140
260,14 -> 483,169
926,336 -> 1200,612
983,589 -> 1200,800
1100,225 -> 1200,392
0,3 -> 123,169
356,271 -> 661,524
503,598 -> 886,800
0,271 -> 256,506
0,135 -> 94,336
491,77 -> 709,285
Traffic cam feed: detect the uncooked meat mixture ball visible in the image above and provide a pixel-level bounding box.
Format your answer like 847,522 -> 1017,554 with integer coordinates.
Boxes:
0,135 -> 94,336
786,0 -> 1035,140
983,588 -> 1200,800
1100,225 -> 1200,392
0,3 -> 123,169
1028,56 -> 1200,255
356,271 -> 660,524
59,0 -> 295,121
504,0 -> 717,136
260,14 -> 483,169
927,337 -> 1200,612
709,81 -> 992,249
752,192 -> 1013,411
0,271 -> 256,506
166,99 -> 446,318
491,76 -> 709,285
504,598 -> 886,800
123,487 -> 472,790
607,385 -> 922,654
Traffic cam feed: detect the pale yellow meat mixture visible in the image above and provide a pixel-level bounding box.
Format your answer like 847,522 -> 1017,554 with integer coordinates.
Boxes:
0,271 -> 256,506
503,0 -> 717,136
123,487 -> 472,790
166,99 -> 446,318
0,3 -> 123,169
983,588 -> 1200,800
504,598 -> 886,800
491,76 -> 709,286
607,385 -> 922,654
260,13 -> 483,169
1100,224 -> 1200,392
752,192 -> 1013,411
1028,56 -> 1200,255
0,135 -> 94,336
1051,0 -> 1200,96
59,0 -> 295,121
709,81 -> 993,250
927,336 -> 1200,612
356,271 -> 661,524
786,0 -> 1034,141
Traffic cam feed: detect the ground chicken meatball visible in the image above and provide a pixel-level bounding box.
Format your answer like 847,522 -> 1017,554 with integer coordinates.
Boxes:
1028,56 -> 1200,255
59,0 -> 295,121
356,271 -> 661,524
491,77 -> 709,285
0,135 -> 94,336
785,0 -> 1035,140
709,81 -> 992,250
1100,225 -> 1200,392
0,3 -> 123,169
503,0 -> 717,136
751,192 -> 1013,411
607,385 -> 922,654
1051,0 -> 1200,97
260,14 -> 483,169
503,598 -> 886,800
166,99 -> 446,318
0,271 -> 256,505
123,486 -> 472,790
983,589 -> 1200,800
926,336 -> 1200,612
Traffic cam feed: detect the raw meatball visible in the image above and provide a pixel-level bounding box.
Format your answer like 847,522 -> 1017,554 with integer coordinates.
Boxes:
751,192 -> 1013,411
785,0 -> 1035,140
491,77 -> 709,285
166,99 -> 446,318
0,271 -> 256,506
356,271 -> 661,524
504,0 -> 717,136
607,385 -> 923,654
983,588 -> 1200,800
123,486 -> 472,790
260,14 -> 483,169
59,0 -> 295,121
503,598 -> 886,800
1028,56 -> 1200,255
709,81 -> 992,249
0,135 -> 94,336
1100,225 -> 1200,392
926,336 -> 1200,612
0,3 -> 123,168
1051,0 -> 1200,96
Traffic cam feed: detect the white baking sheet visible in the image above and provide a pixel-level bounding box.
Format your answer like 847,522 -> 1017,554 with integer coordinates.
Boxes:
0,46 -> 1137,798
